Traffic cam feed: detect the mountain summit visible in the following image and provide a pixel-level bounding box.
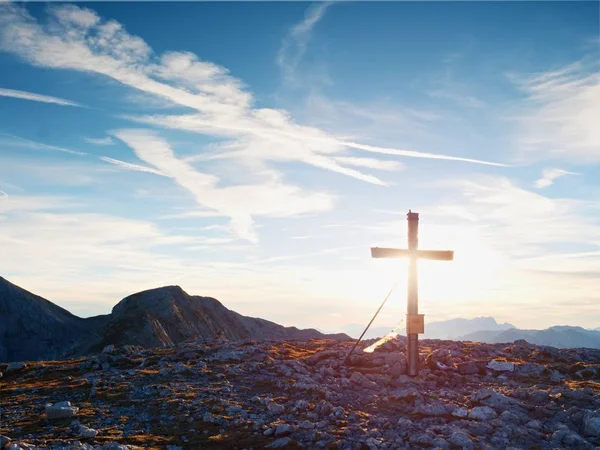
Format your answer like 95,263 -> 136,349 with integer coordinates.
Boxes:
0,278 -> 348,362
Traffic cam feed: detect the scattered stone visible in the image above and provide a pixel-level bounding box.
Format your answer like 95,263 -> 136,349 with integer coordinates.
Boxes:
449,431 -> 474,450
45,401 -> 79,419
266,437 -> 294,448
468,406 -> 498,421
487,360 -> 515,372
6,362 -> 26,373
78,425 -> 99,438
0,436 -> 11,449
102,345 -> 116,354
274,424 -> 294,436
1,336 -> 599,449
583,413 -> 600,437
452,407 -> 469,418
267,402 -> 285,415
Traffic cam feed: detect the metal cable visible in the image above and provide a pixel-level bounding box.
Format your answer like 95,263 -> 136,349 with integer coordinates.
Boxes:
343,277 -> 402,365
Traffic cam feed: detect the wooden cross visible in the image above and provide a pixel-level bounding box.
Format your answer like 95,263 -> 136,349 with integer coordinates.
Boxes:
371,210 -> 454,377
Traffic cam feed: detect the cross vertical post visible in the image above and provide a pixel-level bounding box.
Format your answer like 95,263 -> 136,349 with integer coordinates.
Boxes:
370,210 -> 454,377
407,211 -> 419,376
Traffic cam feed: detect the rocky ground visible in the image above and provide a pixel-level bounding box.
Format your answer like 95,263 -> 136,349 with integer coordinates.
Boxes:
1,337 -> 599,449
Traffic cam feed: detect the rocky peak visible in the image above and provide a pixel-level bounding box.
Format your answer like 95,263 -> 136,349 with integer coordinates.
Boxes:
111,285 -> 189,316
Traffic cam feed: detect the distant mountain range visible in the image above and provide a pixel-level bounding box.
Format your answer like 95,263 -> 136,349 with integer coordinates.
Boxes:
344,316 -> 600,349
0,277 -> 348,363
461,326 -> 600,349
342,316 -> 514,341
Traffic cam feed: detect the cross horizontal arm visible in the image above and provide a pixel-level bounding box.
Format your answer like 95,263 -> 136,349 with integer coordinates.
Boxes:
371,247 -> 454,261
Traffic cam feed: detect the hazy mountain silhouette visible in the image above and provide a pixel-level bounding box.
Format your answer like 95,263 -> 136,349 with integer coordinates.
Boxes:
0,278 -> 348,362
343,316 -> 514,340
424,316 -> 515,340
462,325 -> 600,349
343,316 -> 600,349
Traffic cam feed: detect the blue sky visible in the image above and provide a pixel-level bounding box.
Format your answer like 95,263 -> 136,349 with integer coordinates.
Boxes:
0,1 -> 598,334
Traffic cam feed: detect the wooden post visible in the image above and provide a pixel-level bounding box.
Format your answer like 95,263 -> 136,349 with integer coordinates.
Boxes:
407,211 -> 419,376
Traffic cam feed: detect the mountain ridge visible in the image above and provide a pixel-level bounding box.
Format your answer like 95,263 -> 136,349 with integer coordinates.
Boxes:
0,278 -> 348,363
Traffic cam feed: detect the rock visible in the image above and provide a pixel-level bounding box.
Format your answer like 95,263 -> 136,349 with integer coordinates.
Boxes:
349,371 -> 378,390
526,420 -> 543,430
267,402 -> 285,415
78,425 -> 99,438
518,363 -> 545,376
449,431 -> 474,449
45,401 -> 79,419
6,362 -> 26,373
390,360 -> 407,377
274,424 -> 294,436
416,403 -> 447,416
299,420 -> 314,429
331,406 -> 345,418
410,432 -> 435,446
583,413 -> 600,437
552,429 -> 589,447
0,436 -> 11,449
266,437 -> 294,448
102,344 -> 116,354
471,389 -> 494,402
468,406 -> 498,421
452,407 -> 469,418
487,360 -> 515,372
389,387 -> 418,401
457,362 -> 478,375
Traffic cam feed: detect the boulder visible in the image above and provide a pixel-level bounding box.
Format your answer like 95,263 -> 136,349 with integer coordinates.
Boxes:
468,406 -> 498,421
6,362 -> 26,373
487,360 -> 515,372
266,437 -> 294,449
78,425 -> 99,438
452,407 -> 468,418
583,413 -> 600,438
267,402 -> 285,415
0,436 -> 11,449
274,424 -> 294,436
449,431 -> 474,450
45,401 -> 79,420
102,345 -> 116,354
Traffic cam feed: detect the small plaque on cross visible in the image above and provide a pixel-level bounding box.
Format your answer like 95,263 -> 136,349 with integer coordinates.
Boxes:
406,314 -> 425,334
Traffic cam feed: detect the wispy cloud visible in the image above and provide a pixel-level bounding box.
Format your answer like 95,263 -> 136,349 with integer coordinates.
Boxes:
534,168 -> 580,189
333,156 -> 401,171
0,3 -> 507,242
99,156 -> 168,177
0,3 -> 504,185
513,58 -> 600,163
439,175 -> 600,259
0,133 -> 86,156
85,136 -> 114,146
112,129 -> 334,242
0,87 -> 81,107
277,2 -> 331,85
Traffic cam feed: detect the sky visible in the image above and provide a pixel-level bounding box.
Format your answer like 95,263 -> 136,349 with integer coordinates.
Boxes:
0,1 -> 599,335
